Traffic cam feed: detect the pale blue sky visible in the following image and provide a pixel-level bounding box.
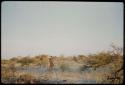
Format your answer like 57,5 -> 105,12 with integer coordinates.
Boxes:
2,2 -> 123,59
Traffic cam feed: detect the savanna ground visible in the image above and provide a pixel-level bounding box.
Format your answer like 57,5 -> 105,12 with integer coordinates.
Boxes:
1,44 -> 123,84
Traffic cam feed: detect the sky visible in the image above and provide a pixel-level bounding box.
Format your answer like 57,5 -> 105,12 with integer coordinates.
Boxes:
1,1 -> 123,59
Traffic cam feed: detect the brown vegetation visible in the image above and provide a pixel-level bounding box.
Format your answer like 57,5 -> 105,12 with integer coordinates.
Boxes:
1,43 -> 123,84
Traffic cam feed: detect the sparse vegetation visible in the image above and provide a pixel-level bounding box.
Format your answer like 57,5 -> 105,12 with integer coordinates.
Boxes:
1,44 -> 123,84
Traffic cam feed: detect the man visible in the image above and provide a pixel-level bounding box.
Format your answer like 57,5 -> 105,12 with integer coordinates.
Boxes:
48,56 -> 54,72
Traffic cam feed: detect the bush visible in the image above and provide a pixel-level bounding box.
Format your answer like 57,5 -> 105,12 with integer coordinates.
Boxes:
86,52 -> 113,70
79,65 -> 90,71
38,55 -> 49,67
1,60 -> 9,65
16,73 -> 37,84
73,56 -> 78,62
17,56 -> 34,66
60,62 -> 70,72
1,63 -> 16,83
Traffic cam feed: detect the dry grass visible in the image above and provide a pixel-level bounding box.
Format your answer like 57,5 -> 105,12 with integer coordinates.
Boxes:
1,45 -> 123,84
